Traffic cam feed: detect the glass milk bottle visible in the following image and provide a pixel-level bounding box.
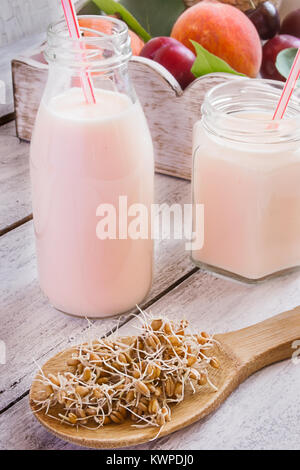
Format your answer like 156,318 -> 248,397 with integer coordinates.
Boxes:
30,16 -> 154,317
192,79 -> 300,282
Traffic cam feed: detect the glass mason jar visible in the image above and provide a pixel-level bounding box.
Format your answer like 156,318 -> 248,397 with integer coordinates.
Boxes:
30,16 -> 154,317
192,78 -> 300,283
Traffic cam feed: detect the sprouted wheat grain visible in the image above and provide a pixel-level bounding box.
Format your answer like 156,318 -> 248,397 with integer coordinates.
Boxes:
32,310 -> 220,430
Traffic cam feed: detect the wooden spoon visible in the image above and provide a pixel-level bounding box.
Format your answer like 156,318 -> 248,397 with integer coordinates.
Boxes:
30,306 -> 300,448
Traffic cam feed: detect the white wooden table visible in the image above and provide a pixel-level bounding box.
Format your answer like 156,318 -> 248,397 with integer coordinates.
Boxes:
0,119 -> 299,450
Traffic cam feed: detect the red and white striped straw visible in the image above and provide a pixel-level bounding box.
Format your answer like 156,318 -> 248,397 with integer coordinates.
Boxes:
273,48 -> 300,120
61,0 -> 96,104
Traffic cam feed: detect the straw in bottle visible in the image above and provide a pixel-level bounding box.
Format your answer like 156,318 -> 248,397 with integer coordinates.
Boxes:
61,0 -> 96,104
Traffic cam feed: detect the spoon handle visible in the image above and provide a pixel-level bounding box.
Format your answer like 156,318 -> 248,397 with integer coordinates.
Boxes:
216,305 -> 300,378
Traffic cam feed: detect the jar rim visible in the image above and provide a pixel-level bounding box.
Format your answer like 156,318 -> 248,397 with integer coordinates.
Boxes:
45,15 -> 132,69
202,78 -> 300,145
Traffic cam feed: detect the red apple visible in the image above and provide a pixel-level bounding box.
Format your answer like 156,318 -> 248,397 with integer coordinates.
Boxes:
261,34 -> 300,81
140,37 -> 196,89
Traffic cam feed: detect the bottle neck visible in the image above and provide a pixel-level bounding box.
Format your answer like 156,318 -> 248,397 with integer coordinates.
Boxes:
45,15 -> 132,73
43,16 -> 136,105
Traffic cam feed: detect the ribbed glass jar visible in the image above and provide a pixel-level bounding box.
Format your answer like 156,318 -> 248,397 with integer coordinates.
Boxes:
192,78 -> 300,282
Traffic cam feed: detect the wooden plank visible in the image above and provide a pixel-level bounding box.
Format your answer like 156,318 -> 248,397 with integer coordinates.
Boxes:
0,121 -> 32,234
0,120 -> 16,136
117,269 -> 300,450
0,31 -> 46,118
0,173 -> 194,411
1,267 -> 299,449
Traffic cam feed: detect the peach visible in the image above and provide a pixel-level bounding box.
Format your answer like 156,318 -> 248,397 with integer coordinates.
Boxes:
78,16 -> 144,56
129,30 -> 145,56
171,0 -> 262,78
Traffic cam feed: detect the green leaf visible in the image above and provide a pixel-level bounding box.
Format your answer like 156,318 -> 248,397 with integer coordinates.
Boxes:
191,40 -> 245,78
93,0 -> 186,41
118,0 -> 186,38
276,48 -> 300,85
92,0 -> 152,42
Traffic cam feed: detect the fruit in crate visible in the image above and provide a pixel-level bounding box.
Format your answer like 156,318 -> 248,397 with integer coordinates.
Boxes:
280,9 -> 300,38
183,0 -> 282,12
140,37 -> 178,60
140,37 -> 196,89
260,34 -> 300,81
129,30 -> 145,55
79,15 -> 144,55
171,0 -> 262,77
245,1 -> 280,40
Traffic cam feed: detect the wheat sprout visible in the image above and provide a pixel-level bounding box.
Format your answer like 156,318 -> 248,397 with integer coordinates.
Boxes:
32,309 -> 220,430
